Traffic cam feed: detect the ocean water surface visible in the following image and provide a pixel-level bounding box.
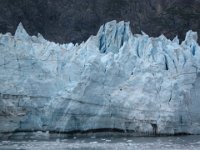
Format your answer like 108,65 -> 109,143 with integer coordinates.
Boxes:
1,134 -> 200,150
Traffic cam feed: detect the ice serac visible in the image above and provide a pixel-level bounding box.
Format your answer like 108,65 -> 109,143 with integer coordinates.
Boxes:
97,20 -> 132,53
0,20 -> 200,135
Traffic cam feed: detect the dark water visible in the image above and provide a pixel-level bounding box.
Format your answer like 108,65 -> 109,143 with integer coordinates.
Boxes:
1,134 -> 200,150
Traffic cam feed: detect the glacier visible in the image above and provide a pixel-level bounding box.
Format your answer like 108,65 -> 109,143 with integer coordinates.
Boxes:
0,20 -> 200,136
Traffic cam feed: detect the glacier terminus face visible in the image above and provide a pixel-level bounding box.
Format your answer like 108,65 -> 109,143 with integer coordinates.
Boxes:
0,20 -> 200,136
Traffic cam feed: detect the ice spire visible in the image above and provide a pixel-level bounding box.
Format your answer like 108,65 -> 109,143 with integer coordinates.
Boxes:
14,22 -> 29,40
97,20 -> 132,53
185,30 -> 198,42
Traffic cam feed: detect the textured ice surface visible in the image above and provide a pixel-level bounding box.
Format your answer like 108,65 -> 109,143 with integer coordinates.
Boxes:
0,20 -> 200,135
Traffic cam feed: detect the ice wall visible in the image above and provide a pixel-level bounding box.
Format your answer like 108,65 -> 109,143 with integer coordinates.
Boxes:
0,20 -> 200,135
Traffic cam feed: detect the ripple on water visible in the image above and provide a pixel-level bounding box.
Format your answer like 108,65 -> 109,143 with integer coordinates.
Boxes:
1,135 -> 200,150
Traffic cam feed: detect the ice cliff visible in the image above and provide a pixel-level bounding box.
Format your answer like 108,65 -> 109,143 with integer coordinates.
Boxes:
1,20 -> 200,135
